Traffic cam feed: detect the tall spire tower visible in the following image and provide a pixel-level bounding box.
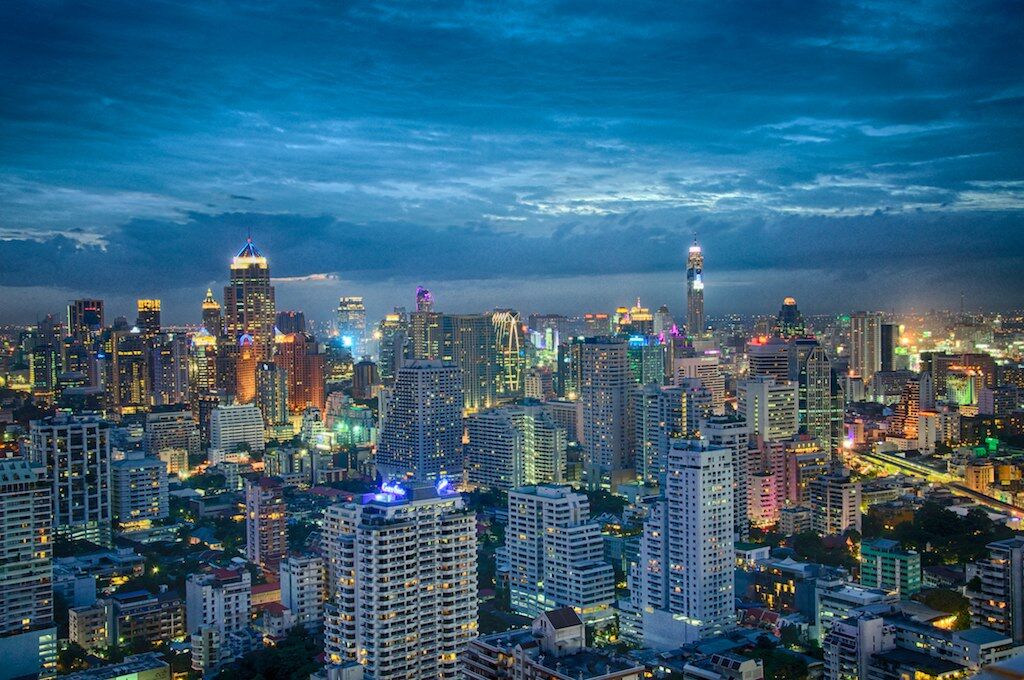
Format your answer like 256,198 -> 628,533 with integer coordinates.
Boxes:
223,236 -> 276,360
686,238 -> 705,337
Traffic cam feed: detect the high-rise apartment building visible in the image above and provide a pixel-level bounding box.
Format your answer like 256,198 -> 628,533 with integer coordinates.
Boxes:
209,403 -> 265,464
0,458 -> 57,680
702,415 -> 751,541
30,414 -> 112,544
245,477 -> 287,572
67,299 -> 104,343
579,337 -> 630,483
111,452 -> 169,528
860,539 -> 921,596
274,332 -> 325,413
255,361 -> 289,426
323,483 -> 477,679
789,337 -> 842,453
464,409 -> 524,491
969,537 -> 1024,643
376,309 -> 409,385
375,360 -> 463,481
632,383 -> 684,486
280,554 -> 327,632
223,238 -> 276,359
673,352 -> 725,412
747,336 -> 791,381
629,439 -> 734,648
809,469 -> 862,536
506,485 -> 614,624
685,240 -> 705,336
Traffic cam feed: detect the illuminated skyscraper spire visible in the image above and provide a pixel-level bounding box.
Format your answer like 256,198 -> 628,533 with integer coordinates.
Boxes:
223,235 -> 276,360
686,237 -> 705,337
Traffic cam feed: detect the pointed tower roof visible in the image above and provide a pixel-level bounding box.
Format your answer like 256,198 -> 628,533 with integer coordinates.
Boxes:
202,288 -> 220,310
235,237 -> 264,259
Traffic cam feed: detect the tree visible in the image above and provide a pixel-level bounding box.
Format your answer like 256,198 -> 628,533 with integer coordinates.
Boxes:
217,626 -> 320,680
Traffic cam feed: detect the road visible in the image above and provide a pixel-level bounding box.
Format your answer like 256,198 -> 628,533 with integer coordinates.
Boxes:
854,448 -> 1024,519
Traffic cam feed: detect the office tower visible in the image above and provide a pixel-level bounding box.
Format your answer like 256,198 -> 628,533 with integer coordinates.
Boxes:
145,406 -> 200,458
850,311 -> 883,381
702,415 -> 751,541
233,336 -> 259,404
255,361 -> 289,426
737,376 -> 799,442
579,337 -> 630,483
880,322 -> 898,372
322,483 -> 476,679
223,237 -> 276,359
442,313 -> 499,412
280,554 -> 327,632
747,336 -> 790,380
749,470 -> 779,528
275,310 -> 306,335
149,332 -> 190,405
111,328 -> 151,415
375,360 -> 463,481
769,435 -> 830,506
189,328 -> 219,395
775,297 -> 805,338
627,335 -> 667,385
890,376 -> 922,439
979,385 -> 1020,416
111,452 -> 169,529
556,338 -> 584,400
632,383 -> 684,485
630,439 -> 734,647
582,312 -> 610,335
415,285 -> 434,312
860,539 -> 921,596
336,296 -> 367,353
209,403 -> 265,464
245,477 -> 287,573
352,359 -> 379,400
789,337 -> 841,453
376,309 -> 409,385
30,414 -> 112,544
493,309 -> 525,399
201,288 -> 223,336
809,469 -> 862,535
29,343 -> 60,401
68,299 -> 104,343
685,239 -> 705,337
969,537 -> 1024,642
506,485 -> 614,624
673,352 -> 725,412
465,409 -> 523,491
677,378 -> 713,436
0,458 -> 57,680
274,332 -> 325,413
135,299 -> 161,336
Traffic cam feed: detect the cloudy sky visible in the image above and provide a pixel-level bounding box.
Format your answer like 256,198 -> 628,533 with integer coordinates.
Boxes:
1,1 -> 1022,324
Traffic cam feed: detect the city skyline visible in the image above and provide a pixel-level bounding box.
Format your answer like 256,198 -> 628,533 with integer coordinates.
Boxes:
2,2 -> 1023,321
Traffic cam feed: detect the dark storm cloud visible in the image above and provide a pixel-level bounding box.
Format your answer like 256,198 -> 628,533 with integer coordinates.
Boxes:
0,0 -> 1022,319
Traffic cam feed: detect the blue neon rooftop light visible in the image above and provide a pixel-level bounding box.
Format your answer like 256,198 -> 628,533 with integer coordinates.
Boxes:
235,237 -> 264,259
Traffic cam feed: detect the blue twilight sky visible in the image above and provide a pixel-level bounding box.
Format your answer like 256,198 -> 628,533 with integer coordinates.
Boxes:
1,0 -> 1023,324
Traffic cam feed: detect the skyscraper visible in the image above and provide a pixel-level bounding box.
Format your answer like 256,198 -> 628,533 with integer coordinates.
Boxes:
322,482 -> 477,679
630,438 -> 734,647
30,414 -> 113,545
737,376 -> 799,442
702,414 -> 752,541
376,309 -> 409,385
111,452 -> 169,529
442,313 -> 499,412
375,360 -> 463,481
67,299 -> 104,344
201,288 -> 222,336
850,311 -> 883,382
336,296 -> 367,354
506,485 -> 614,624
579,337 -> 630,484
415,285 -> 434,312
493,309 -> 525,399
686,239 -> 705,337
775,297 -> 805,338
789,337 -> 841,453
255,361 -> 289,426
274,332 -> 325,413
223,237 -> 276,359
135,299 -> 161,337
0,458 -> 56,680
632,383 -> 685,486
245,477 -> 287,573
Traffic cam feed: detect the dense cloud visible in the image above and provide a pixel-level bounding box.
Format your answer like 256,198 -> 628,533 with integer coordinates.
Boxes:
1,1 -> 1022,321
